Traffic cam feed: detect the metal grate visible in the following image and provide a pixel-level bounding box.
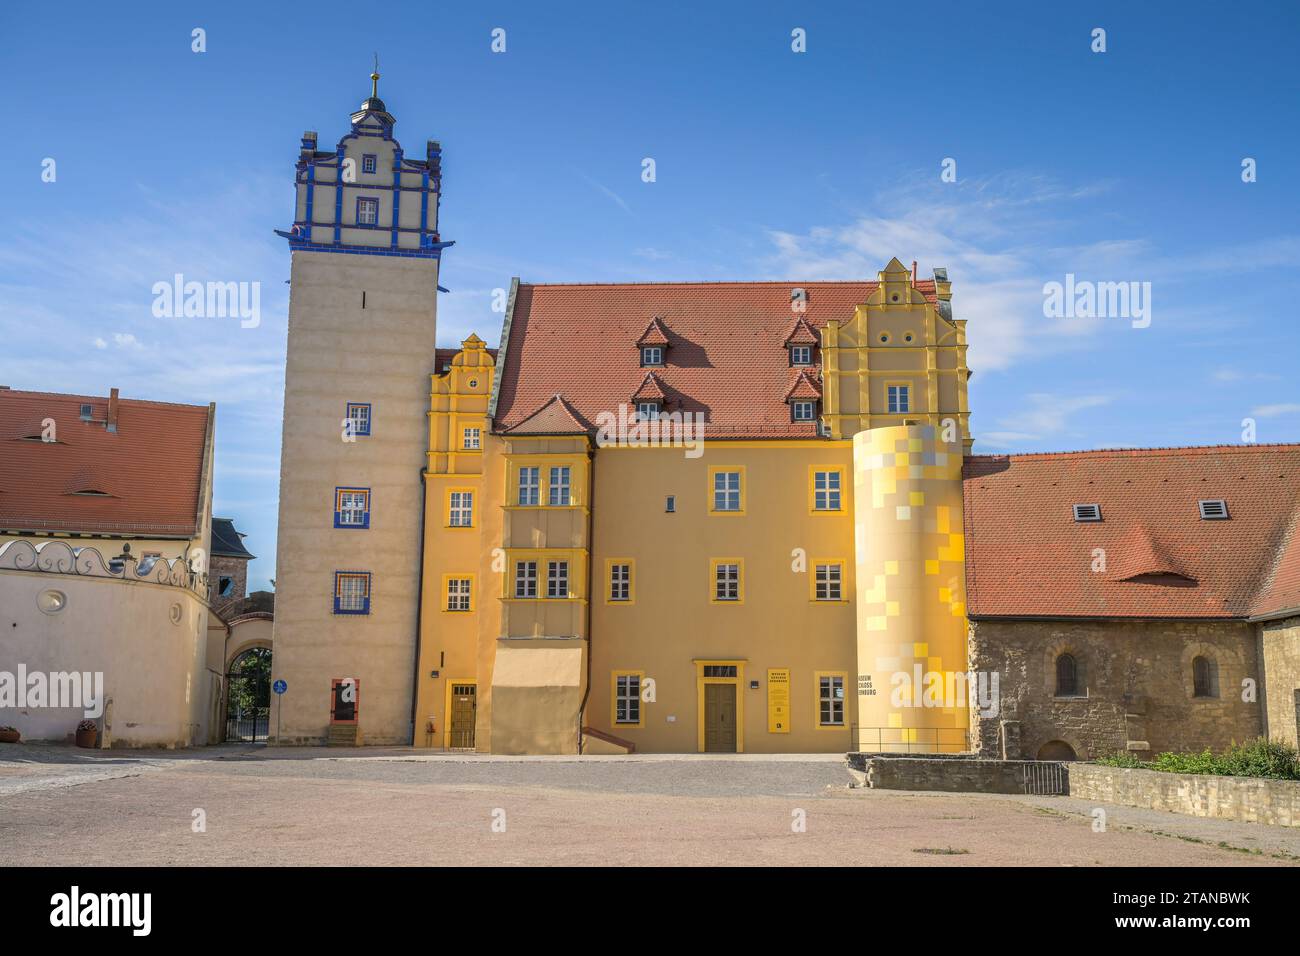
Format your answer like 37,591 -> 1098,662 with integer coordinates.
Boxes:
1023,761 -> 1067,795
1073,503 -> 1102,522
1198,499 -> 1229,520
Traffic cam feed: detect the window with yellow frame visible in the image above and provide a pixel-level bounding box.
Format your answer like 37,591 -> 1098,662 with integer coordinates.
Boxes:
605,558 -> 635,604
446,487 -> 475,527
710,558 -> 744,604
815,671 -> 848,728
808,465 -> 844,514
443,574 -> 474,612
706,465 -> 745,515
505,455 -> 586,509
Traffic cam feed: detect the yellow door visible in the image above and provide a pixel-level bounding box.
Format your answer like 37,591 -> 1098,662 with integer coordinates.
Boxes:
704,683 -> 737,753
450,684 -> 476,749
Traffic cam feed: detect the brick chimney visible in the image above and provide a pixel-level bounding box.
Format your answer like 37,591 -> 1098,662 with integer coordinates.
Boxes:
107,388 -> 120,433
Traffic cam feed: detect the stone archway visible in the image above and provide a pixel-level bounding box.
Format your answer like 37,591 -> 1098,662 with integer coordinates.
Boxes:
224,646 -> 272,743
1037,739 -> 1078,761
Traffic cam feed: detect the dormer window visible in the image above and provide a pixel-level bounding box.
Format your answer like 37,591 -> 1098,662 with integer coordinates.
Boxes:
791,345 -> 812,366
791,400 -> 816,422
640,346 -> 664,367
636,401 -> 661,422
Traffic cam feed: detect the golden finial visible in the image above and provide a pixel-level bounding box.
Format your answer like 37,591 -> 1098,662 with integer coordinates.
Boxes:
370,53 -> 380,98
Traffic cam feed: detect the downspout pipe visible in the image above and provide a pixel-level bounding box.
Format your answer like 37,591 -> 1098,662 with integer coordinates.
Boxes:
577,442 -> 595,753
408,463 -> 430,746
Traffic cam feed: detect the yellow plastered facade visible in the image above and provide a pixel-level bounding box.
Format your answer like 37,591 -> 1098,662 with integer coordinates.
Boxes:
413,260 -> 973,753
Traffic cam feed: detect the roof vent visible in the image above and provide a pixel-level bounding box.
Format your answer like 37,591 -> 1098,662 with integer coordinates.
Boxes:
1073,503 -> 1102,522
1198,499 -> 1229,520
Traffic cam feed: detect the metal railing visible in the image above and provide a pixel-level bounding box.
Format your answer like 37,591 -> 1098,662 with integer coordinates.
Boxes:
225,712 -> 268,743
851,725 -> 971,754
1023,761 -> 1067,795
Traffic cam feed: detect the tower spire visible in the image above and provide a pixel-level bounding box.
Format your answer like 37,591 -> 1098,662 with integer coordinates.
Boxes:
371,53 -> 380,99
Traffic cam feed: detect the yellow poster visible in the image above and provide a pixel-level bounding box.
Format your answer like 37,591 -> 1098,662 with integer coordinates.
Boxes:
768,668 -> 791,733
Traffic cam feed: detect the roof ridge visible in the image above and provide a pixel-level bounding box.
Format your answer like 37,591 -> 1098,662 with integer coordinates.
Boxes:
968,442 -> 1300,461
0,389 -> 209,412
520,279 -> 933,288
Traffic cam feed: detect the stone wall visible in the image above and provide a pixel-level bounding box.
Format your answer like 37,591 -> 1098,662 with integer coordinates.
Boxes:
967,618 -> 1263,761
208,554 -> 247,612
845,754 -> 1065,794
1068,763 -> 1300,827
1259,616 -> 1300,748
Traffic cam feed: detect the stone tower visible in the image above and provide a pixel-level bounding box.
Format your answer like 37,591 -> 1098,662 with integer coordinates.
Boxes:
270,71 -> 451,744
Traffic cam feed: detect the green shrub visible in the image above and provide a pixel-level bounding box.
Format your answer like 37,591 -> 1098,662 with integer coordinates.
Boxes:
1219,738 -> 1299,780
1094,752 -> 1147,769
1092,738 -> 1300,780
1149,748 -> 1220,775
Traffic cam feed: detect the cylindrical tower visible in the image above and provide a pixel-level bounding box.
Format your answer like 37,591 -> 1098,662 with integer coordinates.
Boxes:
852,424 -> 969,753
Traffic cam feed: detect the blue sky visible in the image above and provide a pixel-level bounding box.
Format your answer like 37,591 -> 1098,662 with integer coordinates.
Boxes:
3,1 -> 1298,590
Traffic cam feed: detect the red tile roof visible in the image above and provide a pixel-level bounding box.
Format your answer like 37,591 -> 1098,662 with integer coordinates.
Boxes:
631,372 -> 668,403
493,280 -> 937,438
784,369 -> 823,402
500,394 -> 590,435
783,317 -> 819,346
963,444 -> 1300,620
635,317 -> 671,348
0,388 -> 213,537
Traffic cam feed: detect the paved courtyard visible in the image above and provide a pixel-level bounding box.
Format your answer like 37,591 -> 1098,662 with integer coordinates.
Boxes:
2,745 -> 1297,866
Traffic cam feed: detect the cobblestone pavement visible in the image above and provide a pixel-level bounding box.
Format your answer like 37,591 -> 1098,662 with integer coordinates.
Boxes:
1,745 -> 1295,866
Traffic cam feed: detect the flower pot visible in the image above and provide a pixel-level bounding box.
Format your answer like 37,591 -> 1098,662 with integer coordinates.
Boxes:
0,728 -> 19,744
75,727 -> 98,749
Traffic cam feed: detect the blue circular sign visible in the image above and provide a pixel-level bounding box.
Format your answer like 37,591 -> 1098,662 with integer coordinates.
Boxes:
273,679 -> 288,695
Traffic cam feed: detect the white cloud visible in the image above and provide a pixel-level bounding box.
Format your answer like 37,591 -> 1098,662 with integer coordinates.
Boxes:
1250,403 -> 1300,418
977,393 -> 1114,450
761,173 -> 1138,373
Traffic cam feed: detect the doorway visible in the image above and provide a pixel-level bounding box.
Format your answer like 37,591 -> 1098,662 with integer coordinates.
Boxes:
448,682 -> 477,750
704,683 -> 737,753
224,647 -> 271,743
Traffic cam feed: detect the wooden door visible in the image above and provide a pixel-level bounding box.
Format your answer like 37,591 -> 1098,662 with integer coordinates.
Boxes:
704,683 -> 737,753
450,684 -> 476,749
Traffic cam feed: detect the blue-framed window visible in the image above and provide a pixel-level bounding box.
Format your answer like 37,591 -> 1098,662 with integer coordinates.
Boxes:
792,400 -> 816,422
334,487 -> 371,529
790,345 -> 813,366
362,153 -> 378,175
356,197 -> 380,226
333,571 -> 372,615
345,402 -> 372,437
